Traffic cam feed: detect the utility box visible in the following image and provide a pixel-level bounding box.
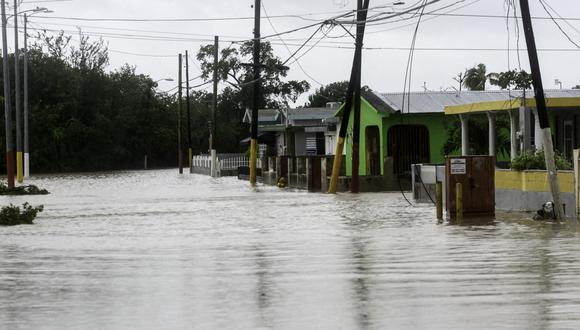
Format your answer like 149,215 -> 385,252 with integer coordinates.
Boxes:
445,156 -> 495,218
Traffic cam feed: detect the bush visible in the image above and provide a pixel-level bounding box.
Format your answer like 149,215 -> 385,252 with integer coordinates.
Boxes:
0,203 -> 44,226
0,182 -> 49,195
511,149 -> 572,171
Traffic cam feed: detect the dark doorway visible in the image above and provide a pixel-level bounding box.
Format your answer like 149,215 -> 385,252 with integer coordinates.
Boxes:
316,132 -> 326,155
387,125 -> 430,175
365,126 -> 381,175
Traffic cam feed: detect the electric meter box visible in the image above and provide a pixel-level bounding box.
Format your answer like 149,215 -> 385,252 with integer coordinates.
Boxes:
445,156 -> 495,218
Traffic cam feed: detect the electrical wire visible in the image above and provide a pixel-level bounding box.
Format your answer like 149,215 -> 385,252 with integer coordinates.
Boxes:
538,0 -> 580,49
262,0 -> 324,86
397,0 -> 435,206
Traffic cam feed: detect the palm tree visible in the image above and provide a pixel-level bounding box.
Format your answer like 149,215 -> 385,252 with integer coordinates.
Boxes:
463,63 -> 489,91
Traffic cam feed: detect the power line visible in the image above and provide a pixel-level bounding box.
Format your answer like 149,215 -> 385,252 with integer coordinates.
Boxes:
538,0 -> 580,49
21,24 -> 580,53
262,0 -> 324,86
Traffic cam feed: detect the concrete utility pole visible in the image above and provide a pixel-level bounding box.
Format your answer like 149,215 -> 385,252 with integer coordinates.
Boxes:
185,50 -> 193,173
178,53 -> 183,174
328,0 -> 370,194
23,13 -> 29,178
13,0 -> 22,183
249,0 -> 261,187
519,0 -> 567,222
211,35 -> 218,152
1,0 -> 14,189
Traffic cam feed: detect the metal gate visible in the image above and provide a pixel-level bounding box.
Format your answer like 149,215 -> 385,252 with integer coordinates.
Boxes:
445,156 -> 495,218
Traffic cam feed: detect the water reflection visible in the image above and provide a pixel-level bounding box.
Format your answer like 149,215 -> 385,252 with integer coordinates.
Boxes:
2,170 -> 580,329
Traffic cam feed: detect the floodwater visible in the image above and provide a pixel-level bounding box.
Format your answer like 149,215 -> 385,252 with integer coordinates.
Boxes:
2,170 -> 580,329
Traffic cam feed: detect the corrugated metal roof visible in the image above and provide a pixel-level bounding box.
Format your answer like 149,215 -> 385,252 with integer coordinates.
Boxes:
287,107 -> 336,121
374,89 -> 580,114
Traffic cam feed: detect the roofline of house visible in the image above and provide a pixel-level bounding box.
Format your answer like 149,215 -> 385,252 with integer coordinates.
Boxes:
445,97 -> 580,115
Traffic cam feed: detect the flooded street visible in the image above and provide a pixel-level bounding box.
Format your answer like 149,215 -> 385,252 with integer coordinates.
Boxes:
2,169 -> 580,329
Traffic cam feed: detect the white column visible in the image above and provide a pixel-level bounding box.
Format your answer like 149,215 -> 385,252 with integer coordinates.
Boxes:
509,110 -> 518,160
460,114 -> 469,156
533,108 -> 544,150
487,112 -> 496,157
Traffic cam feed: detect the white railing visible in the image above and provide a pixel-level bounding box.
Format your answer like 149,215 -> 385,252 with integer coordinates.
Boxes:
219,156 -> 250,170
191,153 -> 261,177
192,155 -> 212,169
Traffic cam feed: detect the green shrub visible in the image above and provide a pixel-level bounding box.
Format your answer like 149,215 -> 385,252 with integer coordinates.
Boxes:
0,203 -> 44,226
0,182 -> 49,195
511,149 -> 572,171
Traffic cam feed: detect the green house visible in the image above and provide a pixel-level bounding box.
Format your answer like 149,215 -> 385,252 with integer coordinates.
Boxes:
338,89 -> 544,176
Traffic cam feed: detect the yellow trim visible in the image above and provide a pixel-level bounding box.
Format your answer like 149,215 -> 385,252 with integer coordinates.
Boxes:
328,137 -> 345,193
249,139 -> 258,187
445,97 -> 580,115
16,152 -> 23,183
495,169 -> 574,193
188,148 -> 193,174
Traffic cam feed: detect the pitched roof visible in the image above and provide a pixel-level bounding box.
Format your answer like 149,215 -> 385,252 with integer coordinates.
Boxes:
287,107 -> 337,121
243,109 -> 281,124
369,89 -> 580,114
246,107 -> 338,125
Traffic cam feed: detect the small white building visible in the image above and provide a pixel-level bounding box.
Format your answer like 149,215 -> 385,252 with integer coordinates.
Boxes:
242,103 -> 341,156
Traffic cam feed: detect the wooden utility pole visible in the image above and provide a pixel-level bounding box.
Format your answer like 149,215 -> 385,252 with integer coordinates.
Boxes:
211,36 -> 219,152
178,53 -> 183,174
249,0 -> 261,187
519,0 -> 566,222
185,50 -> 193,173
1,0 -> 14,189
328,0 -> 370,194
351,0 -> 367,193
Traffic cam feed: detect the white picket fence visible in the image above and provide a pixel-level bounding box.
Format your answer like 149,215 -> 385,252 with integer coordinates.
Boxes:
192,154 -> 260,176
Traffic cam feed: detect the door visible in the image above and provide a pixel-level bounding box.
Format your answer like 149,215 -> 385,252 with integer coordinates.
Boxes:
365,126 -> 381,176
388,125 -> 430,175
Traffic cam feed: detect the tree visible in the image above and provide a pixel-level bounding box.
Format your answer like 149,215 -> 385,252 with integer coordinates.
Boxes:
306,81 -> 349,107
196,41 -> 310,109
0,32 -> 179,172
488,69 -> 532,90
452,72 -> 466,91
442,114 -> 511,156
463,63 -> 489,91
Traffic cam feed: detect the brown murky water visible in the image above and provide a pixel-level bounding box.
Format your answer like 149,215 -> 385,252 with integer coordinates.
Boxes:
2,169 -> 580,329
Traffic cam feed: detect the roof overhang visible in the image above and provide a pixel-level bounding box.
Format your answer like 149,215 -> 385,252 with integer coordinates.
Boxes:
445,97 -> 580,115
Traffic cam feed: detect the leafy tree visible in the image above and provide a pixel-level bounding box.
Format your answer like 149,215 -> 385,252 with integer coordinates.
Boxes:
307,81 -> 349,107
196,41 -> 310,109
0,34 -> 178,172
488,69 -> 532,90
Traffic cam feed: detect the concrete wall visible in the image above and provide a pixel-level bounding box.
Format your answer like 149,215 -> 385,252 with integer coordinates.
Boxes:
495,169 -> 576,217
412,166 -> 577,217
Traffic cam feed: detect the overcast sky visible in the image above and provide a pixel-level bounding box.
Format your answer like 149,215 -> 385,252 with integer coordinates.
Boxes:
9,0 -> 580,104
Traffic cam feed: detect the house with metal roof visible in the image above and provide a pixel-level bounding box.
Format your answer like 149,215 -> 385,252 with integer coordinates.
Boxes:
242,104 -> 340,156
339,89 -> 580,177
444,89 -> 580,161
